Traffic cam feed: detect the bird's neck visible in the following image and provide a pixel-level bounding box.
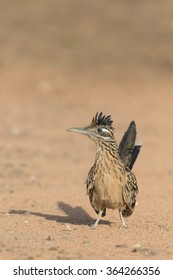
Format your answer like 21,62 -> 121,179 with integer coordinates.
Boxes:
95,140 -> 123,168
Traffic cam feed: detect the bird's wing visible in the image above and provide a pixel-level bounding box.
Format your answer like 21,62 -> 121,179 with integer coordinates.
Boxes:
118,121 -> 137,169
122,171 -> 138,217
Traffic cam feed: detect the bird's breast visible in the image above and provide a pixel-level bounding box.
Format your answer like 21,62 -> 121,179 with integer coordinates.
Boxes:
89,168 -> 126,209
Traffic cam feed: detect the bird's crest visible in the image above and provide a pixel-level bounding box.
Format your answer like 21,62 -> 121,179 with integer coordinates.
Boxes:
87,112 -> 114,129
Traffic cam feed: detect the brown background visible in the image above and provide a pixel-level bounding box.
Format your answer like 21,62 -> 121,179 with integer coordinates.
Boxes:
0,0 -> 173,260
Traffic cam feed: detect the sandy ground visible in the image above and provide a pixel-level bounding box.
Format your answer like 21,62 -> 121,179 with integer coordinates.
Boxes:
0,0 -> 173,260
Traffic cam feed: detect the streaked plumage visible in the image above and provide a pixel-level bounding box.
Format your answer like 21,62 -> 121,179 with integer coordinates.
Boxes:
68,112 -> 141,228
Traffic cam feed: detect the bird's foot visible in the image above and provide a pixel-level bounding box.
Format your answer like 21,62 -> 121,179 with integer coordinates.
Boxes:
117,223 -> 128,229
90,210 -> 103,229
91,223 -> 97,229
118,211 -> 128,228
121,224 -> 128,229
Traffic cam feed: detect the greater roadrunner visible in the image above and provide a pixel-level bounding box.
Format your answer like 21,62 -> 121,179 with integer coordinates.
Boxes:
68,112 -> 141,228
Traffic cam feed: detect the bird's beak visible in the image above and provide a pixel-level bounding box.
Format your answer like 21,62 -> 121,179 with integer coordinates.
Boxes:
67,127 -> 89,135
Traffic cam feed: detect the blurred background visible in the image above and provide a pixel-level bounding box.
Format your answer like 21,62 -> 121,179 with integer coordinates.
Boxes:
0,0 -> 173,170
1,0 -> 173,86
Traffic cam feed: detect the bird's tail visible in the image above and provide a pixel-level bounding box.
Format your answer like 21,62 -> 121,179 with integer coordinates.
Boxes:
129,143 -> 142,170
122,205 -> 134,217
119,121 -> 142,170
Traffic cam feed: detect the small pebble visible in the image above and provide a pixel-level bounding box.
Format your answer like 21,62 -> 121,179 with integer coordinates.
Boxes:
65,224 -> 71,231
132,243 -> 142,252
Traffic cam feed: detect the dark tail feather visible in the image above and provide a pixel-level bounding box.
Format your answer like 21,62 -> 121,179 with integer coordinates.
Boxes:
118,121 -> 136,168
129,144 -> 142,170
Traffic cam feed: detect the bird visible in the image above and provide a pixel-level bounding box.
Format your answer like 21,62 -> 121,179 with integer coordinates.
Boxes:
67,112 -> 141,228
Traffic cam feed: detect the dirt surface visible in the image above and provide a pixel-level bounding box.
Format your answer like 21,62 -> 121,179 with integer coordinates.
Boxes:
0,0 -> 173,260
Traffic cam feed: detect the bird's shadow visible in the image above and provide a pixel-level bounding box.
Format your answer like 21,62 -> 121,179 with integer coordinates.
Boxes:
9,202 -> 110,226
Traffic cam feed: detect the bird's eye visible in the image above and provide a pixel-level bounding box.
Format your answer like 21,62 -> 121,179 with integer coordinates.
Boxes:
97,127 -> 110,135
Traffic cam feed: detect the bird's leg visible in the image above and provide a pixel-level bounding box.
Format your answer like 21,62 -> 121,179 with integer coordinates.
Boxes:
92,210 -> 103,228
119,211 -> 127,228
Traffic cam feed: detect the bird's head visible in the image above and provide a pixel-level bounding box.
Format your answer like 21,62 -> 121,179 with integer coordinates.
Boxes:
67,112 -> 115,142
